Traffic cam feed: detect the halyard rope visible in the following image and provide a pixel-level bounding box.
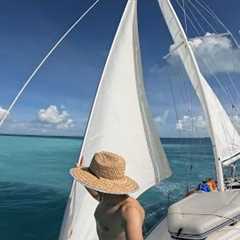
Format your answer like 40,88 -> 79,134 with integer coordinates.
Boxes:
0,0 -> 100,127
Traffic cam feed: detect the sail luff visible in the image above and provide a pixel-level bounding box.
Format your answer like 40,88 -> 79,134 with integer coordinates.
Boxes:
158,0 -> 240,191
77,1 -> 134,167
132,5 -> 171,181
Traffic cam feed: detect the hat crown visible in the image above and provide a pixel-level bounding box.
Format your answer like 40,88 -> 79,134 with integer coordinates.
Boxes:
90,151 -> 126,180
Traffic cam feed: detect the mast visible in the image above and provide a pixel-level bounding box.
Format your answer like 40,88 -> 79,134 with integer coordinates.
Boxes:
158,0 -> 240,192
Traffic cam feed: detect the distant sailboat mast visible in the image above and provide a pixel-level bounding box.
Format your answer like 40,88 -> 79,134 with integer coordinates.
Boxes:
158,0 -> 240,191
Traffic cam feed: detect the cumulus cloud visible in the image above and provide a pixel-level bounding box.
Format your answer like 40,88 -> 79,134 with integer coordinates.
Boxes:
176,115 -> 207,132
169,33 -> 240,74
191,33 -> 240,74
0,107 -> 7,120
0,105 -> 81,135
176,114 -> 240,136
151,33 -> 240,76
38,105 -> 74,129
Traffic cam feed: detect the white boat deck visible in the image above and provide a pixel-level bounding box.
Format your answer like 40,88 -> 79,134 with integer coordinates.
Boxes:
146,218 -> 240,240
146,191 -> 240,240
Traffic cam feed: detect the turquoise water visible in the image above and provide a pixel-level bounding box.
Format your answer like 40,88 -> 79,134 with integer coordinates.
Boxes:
0,135 -> 215,239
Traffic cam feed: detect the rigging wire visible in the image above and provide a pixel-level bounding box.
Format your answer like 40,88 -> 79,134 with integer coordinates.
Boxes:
198,50 -> 238,112
166,46 -> 196,184
200,58 -> 240,120
175,0 -> 208,183
199,59 -> 235,146
227,71 -> 240,107
184,2 -> 205,35
0,0 -> 101,127
175,0 -> 201,36
174,0 -> 214,183
182,0 -> 188,35
168,67 -> 181,139
193,0 -> 240,104
188,1 -> 240,154
195,0 -> 240,48
187,0 -> 217,34
177,0 -> 240,116
179,64 -> 195,181
173,0 -> 240,180
199,24 -> 239,114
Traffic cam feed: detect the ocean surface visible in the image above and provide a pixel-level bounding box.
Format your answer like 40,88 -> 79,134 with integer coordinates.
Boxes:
0,135 -> 216,239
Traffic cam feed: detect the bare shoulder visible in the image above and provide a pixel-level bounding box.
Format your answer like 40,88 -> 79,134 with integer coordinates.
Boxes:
121,197 -> 145,222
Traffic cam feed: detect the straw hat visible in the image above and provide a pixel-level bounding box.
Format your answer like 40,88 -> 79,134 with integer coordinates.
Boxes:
70,151 -> 139,194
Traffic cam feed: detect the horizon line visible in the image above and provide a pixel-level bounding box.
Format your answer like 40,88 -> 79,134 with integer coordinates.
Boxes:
0,133 -> 210,140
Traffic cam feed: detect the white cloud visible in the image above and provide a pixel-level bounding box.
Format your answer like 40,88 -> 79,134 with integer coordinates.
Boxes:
38,105 -> 74,129
148,33 -> 240,137
150,33 -> 240,77
176,115 -> 207,132
0,107 -> 7,120
0,105 -> 82,136
154,110 -> 169,125
56,119 -> 74,129
168,33 -> 240,74
176,114 -> 240,136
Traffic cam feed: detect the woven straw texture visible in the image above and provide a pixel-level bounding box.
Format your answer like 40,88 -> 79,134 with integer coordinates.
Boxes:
70,151 -> 139,194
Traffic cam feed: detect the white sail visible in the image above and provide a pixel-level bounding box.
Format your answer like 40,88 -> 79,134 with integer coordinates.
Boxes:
59,1 -> 171,239
158,0 -> 240,190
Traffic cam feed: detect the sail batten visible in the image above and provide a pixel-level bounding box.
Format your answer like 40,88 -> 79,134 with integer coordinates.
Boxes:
59,1 -> 171,239
158,0 -> 240,189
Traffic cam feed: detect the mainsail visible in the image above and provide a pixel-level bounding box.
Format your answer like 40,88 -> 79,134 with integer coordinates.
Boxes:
158,0 -> 240,190
59,1 -> 171,239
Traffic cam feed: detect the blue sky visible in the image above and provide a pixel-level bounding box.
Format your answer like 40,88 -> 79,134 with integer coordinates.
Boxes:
0,0 -> 240,137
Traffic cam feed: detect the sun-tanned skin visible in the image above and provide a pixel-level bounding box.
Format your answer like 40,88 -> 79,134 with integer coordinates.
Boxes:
86,188 -> 145,240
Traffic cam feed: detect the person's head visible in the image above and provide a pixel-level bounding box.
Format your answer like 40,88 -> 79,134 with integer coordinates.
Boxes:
70,151 -> 139,195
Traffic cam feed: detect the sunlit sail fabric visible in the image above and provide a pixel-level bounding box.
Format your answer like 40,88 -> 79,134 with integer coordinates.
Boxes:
59,1 -> 171,239
158,0 -> 240,168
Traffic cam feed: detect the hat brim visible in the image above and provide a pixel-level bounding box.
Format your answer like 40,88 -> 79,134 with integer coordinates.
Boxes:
70,167 -> 139,195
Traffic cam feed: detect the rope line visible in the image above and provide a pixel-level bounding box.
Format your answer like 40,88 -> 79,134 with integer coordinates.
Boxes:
187,0 -> 217,34
200,51 -> 240,115
172,0 -> 240,171
193,0 -> 240,104
185,1 -> 205,35
195,0 -> 240,48
0,0 -> 101,127
182,0 -> 188,35
176,0 -> 240,116
175,0 -> 201,36
167,65 -> 181,138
